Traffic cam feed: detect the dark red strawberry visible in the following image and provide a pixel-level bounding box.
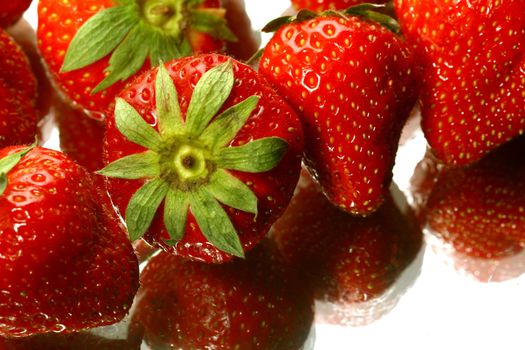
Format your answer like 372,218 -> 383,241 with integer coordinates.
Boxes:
292,0 -> 388,12
101,53 -> 303,263
0,332 -> 141,350
129,240 -> 314,349
259,10 -> 419,215
395,0 -> 525,166
271,171 -> 422,325
0,28 -> 38,147
0,0 -> 32,28
0,146 -> 139,337
37,0 -> 237,119
411,136 -> 525,281
54,98 -> 105,173
7,19 -> 55,120
223,0 -> 260,60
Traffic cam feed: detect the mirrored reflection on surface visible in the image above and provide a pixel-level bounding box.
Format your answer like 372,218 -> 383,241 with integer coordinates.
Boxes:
411,135 -> 525,282
271,171 -> 424,326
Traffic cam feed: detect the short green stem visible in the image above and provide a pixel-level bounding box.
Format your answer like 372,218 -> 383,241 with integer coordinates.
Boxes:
141,0 -> 186,36
172,144 -> 208,181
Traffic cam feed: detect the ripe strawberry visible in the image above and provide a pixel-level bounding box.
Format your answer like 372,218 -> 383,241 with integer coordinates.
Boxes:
101,53 -> 304,263
128,240 -> 314,349
411,136 -> 525,263
0,146 -> 139,337
0,0 -> 32,28
259,11 -> 419,215
54,98 -> 105,173
292,0 -> 388,12
7,19 -> 55,120
0,29 -> 38,147
395,0 -> 525,166
37,0 -> 237,120
271,171 -> 422,325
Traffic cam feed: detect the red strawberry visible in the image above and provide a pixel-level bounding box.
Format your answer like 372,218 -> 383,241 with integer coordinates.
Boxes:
292,0 -> 388,12
7,19 -> 55,120
101,53 -> 304,263
37,0 -> 237,120
223,0 -> 261,60
0,29 -> 38,147
0,0 -> 32,28
55,98 -> 105,173
128,240 -> 314,349
395,0 -> 525,166
0,146 -> 139,337
259,11 -> 419,215
411,136 -> 525,281
272,171 -> 423,325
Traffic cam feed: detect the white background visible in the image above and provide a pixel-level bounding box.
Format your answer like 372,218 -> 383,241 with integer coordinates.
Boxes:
24,1 -> 525,349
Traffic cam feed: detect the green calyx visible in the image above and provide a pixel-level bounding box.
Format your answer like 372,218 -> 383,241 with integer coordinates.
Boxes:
0,141 -> 37,196
262,3 -> 400,34
61,0 -> 237,94
98,61 -> 288,258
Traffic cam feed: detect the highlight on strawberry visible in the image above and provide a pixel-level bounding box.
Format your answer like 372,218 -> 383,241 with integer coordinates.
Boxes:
37,0 -> 238,119
100,53 -> 304,263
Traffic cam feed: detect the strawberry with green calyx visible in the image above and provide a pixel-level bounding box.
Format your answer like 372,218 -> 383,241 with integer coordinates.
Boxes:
38,0 -> 236,120
260,8 -> 419,216
0,146 -> 139,337
395,0 -> 525,166
101,54 -> 304,263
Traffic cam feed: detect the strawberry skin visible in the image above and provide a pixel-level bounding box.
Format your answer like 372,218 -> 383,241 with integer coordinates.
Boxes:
0,0 -> 32,28
395,0 -> 525,166
37,0 -> 226,120
0,29 -> 38,147
129,240 -> 314,349
292,0 -> 388,12
260,15 -> 419,215
0,147 -> 139,337
272,171 -> 422,324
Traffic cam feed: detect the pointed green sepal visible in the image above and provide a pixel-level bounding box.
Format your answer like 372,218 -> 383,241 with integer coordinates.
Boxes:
61,5 -> 137,72
185,61 -> 235,137
163,189 -> 189,245
207,169 -> 258,215
190,188 -> 245,258
261,15 -> 294,33
156,63 -> 184,136
189,9 -> 238,42
199,95 -> 259,149
97,151 -> 161,179
92,25 -> 150,93
125,178 -> 170,241
216,137 -> 288,173
344,4 -> 400,34
149,31 -> 188,66
0,141 -> 37,196
115,98 -> 163,151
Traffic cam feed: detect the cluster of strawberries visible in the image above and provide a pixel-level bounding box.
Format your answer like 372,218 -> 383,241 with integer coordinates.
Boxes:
0,0 -> 524,348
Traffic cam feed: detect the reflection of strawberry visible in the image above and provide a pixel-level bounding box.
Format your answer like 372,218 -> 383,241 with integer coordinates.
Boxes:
101,54 -> 303,263
0,28 -> 38,148
260,12 -> 419,215
0,332 -> 140,350
0,146 -> 139,337
272,171 -> 422,325
411,136 -> 525,281
395,0 -> 525,166
129,240 -> 313,349
37,0 -> 236,119
292,0 -> 388,12
0,0 -> 32,28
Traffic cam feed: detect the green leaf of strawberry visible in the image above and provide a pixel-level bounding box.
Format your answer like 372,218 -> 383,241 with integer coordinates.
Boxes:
99,61 -> 288,258
0,140 -> 36,195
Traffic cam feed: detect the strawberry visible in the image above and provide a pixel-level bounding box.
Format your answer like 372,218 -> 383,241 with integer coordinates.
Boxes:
223,0 -> 261,60
259,10 -> 419,215
0,332 -> 141,350
101,53 -> 304,263
0,29 -> 38,148
0,146 -> 139,337
272,171 -> 422,325
291,0 -> 388,12
0,0 -> 32,28
37,0 -> 237,120
395,0 -> 525,166
128,240 -> 314,349
54,98 -> 105,173
411,135 -> 525,263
